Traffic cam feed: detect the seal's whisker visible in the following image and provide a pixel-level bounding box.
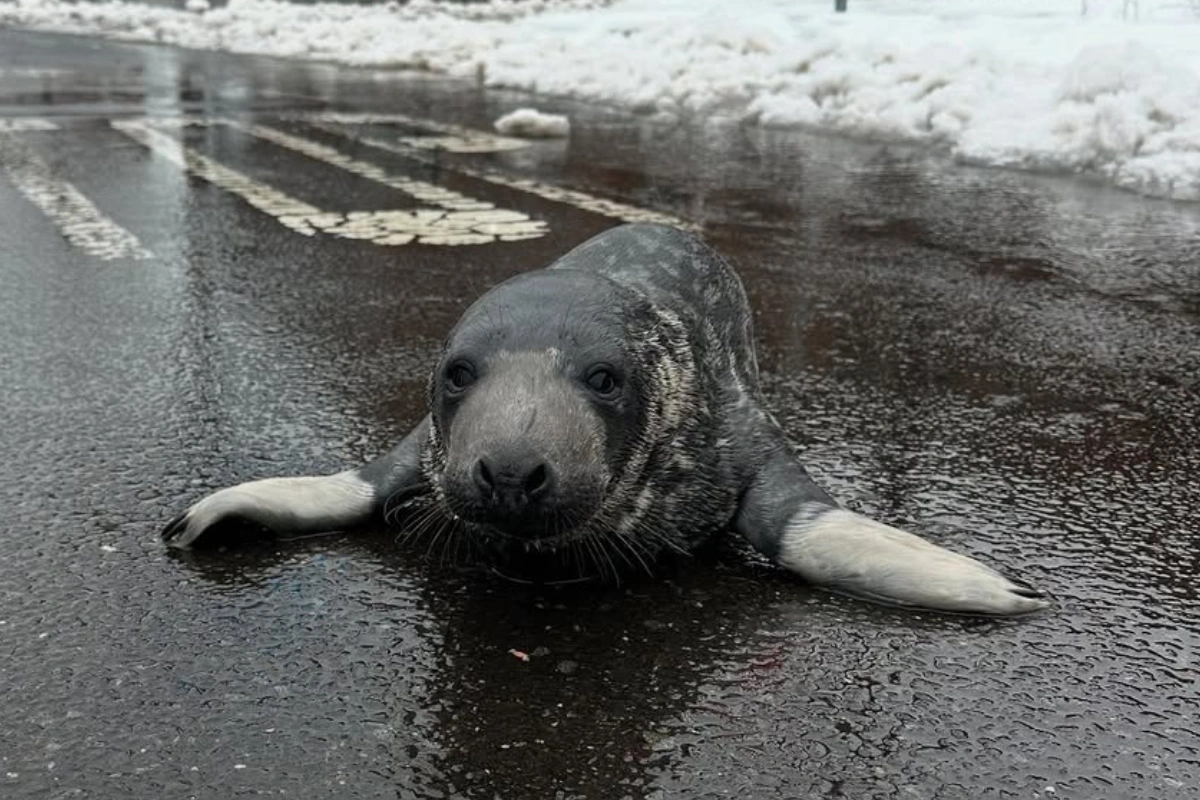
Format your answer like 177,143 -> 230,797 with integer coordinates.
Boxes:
584,535 -> 609,583
582,535 -> 604,582
596,533 -> 627,586
594,528 -> 631,571
570,539 -> 588,581
393,503 -> 432,547
422,519 -> 451,554
402,503 -> 443,548
436,519 -> 459,566
609,528 -> 655,577
640,518 -> 691,556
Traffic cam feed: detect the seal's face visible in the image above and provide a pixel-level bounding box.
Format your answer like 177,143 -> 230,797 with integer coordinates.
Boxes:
425,271 -> 646,548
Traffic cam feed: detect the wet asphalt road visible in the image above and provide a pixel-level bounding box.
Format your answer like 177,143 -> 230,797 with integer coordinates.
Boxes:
2,27 -> 1199,800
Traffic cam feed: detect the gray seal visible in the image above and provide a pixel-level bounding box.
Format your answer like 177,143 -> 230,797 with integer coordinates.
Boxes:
163,224 -> 1047,614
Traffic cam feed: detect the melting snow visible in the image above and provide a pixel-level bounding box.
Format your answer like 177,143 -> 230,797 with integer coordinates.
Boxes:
494,108 -> 570,138
3,0 -> 1200,199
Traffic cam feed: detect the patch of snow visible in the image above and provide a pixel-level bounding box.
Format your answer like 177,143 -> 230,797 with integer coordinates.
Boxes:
3,0 -> 1200,200
494,108 -> 570,138
184,0 -> 210,13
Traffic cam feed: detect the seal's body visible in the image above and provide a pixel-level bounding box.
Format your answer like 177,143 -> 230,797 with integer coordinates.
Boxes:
164,225 -> 1047,615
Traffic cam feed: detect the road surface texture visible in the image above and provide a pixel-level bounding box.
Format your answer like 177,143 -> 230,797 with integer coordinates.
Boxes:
1,28 -> 1198,800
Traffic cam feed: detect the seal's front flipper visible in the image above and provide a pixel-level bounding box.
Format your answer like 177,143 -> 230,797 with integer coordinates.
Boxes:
734,445 -> 1048,615
162,416 -> 430,549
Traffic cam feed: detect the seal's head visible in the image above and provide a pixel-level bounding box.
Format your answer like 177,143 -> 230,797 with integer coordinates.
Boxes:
426,270 -> 639,541
418,267 -> 698,569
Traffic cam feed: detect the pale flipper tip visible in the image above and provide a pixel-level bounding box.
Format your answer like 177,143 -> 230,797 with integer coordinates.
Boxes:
159,472 -> 377,550
160,495 -> 238,549
780,507 -> 1049,616
160,510 -> 192,547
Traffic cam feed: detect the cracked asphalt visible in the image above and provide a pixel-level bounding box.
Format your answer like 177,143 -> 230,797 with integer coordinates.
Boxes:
1,27 -> 1198,800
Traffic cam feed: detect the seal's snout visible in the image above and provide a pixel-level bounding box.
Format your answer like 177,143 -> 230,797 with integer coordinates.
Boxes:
472,448 -> 556,522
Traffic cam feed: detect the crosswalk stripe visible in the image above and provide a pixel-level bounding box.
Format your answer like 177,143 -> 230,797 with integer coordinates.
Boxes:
299,117 -> 694,230
1,111 -> 688,258
111,119 -> 325,236
113,118 -> 548,246
0,131 -> 152,261
0,118 -> 60,132
285,111 -> 531,153
224,120 -> 546,243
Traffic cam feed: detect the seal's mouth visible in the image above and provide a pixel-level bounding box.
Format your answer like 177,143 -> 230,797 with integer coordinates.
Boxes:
501,529 -> 588,552
468,513 -> 599,552
470,524 -> 636,585
407,501 -> 646,584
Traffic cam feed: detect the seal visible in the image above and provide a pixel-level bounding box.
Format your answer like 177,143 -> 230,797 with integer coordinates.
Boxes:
162,224 -> 1048,615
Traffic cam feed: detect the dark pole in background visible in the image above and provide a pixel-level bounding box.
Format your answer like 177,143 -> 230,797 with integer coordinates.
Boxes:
835,0 -> 847,11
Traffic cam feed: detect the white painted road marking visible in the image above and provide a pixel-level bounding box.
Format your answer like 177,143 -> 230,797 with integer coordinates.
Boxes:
112,119 -> 325,237
397,134 -> 524,154
294,112 -> 531,153
0,130 -> 151,261
0,118 -> 60,132
0,68 -> 73,79
298,117 -> 695,230
112,118 -> 547,246
1,110 -> 692,258
224,120 -> 546,243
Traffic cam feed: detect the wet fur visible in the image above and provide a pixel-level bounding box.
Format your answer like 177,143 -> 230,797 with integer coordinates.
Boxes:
162,224 -> 1048,614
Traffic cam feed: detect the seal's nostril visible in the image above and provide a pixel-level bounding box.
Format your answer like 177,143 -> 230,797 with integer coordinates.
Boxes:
474,458 -> 495,493
472,451 -> 552,514
525,463 -> 548,498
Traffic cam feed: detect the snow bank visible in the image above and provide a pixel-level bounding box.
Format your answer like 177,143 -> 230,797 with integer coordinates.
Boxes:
494,108 -> 570,138
4,0 -> 1200,200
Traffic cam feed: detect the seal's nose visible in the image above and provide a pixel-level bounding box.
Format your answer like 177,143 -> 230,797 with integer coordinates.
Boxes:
473,448 -> 555,521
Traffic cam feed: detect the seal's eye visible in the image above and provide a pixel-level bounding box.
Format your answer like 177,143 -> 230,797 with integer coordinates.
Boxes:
585,366 -> 620,399
445,361 -> 476,392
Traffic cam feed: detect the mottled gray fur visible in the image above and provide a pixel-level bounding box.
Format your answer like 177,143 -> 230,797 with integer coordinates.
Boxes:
163,224 -> 1048,614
